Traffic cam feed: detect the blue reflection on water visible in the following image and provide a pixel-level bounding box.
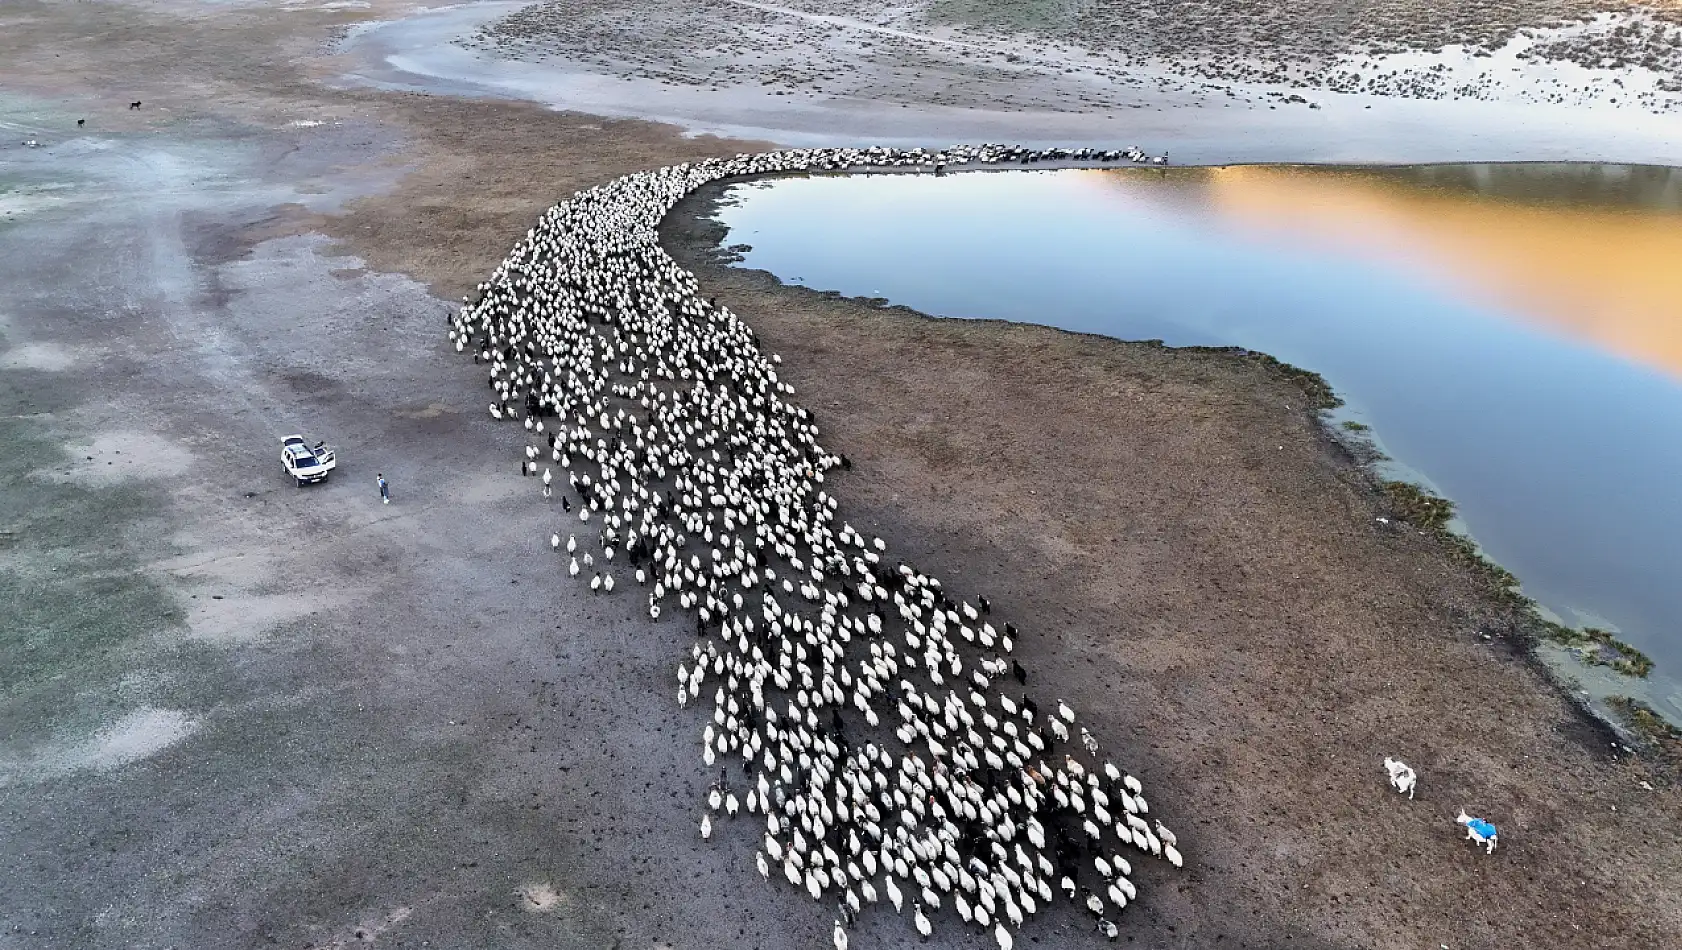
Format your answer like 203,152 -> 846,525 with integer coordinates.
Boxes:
714,168 -> 1682,714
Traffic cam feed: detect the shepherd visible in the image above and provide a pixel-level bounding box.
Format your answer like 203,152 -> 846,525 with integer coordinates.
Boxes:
377,473 -> 390,505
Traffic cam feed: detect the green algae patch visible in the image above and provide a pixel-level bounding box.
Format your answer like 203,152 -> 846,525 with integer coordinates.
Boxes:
1381,479 -> 1456,531
1608,697 -> 1682,755
1436,532 -> 1528,607
1542,623 -> 1655,678
1245,351 -> 1341,409
1373,487 -> 1657,677
1175,344 -> 1343,410
1366,456 -> 1655,683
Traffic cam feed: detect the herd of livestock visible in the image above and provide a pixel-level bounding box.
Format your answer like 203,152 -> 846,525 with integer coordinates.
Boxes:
452,145 -> 1183,948
450,143 -> 1499,949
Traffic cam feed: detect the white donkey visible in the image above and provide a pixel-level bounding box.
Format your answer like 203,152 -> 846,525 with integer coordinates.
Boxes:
1382,757 -> 1417,799
1457,809 -> 1498,854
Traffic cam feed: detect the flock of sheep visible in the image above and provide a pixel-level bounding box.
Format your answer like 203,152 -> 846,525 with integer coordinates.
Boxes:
449,142 -> 1501,948
451,144 -> 1182,948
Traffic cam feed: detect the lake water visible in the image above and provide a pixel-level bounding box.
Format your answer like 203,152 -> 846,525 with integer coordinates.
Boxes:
709,163 -> 1682,724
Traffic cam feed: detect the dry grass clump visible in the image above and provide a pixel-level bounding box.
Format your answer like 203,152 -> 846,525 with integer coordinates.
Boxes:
1381,479 -> 1457,530
1371,479 -> 1655,679
1543,624 -> 1658,677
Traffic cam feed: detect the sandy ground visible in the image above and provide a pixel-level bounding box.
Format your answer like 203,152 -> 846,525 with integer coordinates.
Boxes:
1,1 -> 1679,949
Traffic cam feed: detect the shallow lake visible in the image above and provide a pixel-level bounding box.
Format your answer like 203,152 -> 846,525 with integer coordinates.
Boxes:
709,162 -> 1682,723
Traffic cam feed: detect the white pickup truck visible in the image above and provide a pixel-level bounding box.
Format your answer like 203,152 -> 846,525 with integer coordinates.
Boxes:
281,435 -> 336,486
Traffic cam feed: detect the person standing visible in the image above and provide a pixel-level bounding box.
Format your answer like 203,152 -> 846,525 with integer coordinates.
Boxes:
377,473 -> 390,505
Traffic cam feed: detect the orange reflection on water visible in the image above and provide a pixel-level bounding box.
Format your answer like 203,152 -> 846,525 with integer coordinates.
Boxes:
1100,165 -> 1682,381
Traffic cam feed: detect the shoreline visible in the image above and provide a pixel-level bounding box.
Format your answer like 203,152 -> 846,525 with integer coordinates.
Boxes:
646,159 -> 1682,947
660,170 -> 1677,751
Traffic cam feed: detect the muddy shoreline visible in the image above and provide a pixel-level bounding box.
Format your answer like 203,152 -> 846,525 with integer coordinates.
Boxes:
662,170 -> 1677,743
654,174 -> 1682,948
664,173 -> 1656,737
